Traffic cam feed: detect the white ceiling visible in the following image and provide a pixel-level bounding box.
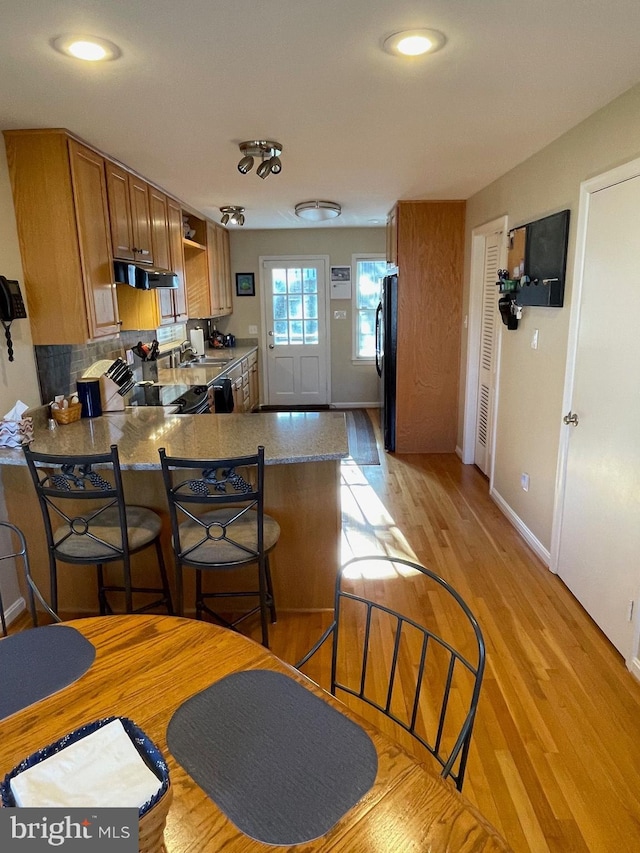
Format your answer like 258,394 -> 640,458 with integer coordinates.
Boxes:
1,0 -> 640,229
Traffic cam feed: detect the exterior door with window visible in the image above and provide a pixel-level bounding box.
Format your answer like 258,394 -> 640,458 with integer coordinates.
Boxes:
262,258 -> 329,406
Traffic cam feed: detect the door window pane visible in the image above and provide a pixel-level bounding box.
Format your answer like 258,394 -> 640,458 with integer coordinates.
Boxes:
271,267 -> 320,346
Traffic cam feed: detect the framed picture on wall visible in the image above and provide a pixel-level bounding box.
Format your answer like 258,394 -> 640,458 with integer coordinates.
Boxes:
235,273 -> 255,297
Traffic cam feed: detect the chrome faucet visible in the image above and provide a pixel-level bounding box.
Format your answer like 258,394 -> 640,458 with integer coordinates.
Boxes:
179,340 -> 197,364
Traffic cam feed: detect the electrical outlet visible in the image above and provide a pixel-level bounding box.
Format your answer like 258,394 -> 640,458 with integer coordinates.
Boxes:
125,349 -> 134,365
521,472 -> 530,492
248,325 -> 258,335
531,329 -> 539,350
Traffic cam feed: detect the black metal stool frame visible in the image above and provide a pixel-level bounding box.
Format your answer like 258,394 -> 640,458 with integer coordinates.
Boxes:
297,555 -> 486,791
24,444 -> 173,617
159,445 -> 276,647
0,521 -> 60,632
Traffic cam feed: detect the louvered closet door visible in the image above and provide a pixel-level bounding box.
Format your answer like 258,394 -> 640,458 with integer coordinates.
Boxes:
474,231 -> 500,475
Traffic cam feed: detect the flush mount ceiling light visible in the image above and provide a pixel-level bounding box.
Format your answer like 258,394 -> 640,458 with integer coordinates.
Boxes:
52,34 -> 121,61
237,140 -> 282,178
294,201 -> 342,222
382,28 -> 446,57
220,206 -> 245,226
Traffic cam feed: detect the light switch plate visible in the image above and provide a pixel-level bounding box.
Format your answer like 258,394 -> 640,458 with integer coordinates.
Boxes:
334,310 -> 347,320
248,325 -> 258,335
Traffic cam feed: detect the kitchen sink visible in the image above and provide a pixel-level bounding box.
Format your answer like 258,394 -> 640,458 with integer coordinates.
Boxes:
197,357 -> 233,365
178,357 -> 232,368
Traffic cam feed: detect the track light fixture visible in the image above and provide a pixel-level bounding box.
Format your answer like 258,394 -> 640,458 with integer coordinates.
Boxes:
220,206 -> 245,226
237,140 -> 283,179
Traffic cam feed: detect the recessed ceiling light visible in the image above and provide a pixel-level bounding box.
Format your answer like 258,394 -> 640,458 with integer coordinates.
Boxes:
52,34 -> 121,62
383,29 -> 446,57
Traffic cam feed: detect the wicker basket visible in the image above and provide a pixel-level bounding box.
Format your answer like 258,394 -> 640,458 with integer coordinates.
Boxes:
139,783 -> 173,853
51,402 -> 82,424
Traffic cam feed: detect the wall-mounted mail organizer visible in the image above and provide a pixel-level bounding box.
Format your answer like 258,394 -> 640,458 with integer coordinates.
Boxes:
500,209 -> 570,307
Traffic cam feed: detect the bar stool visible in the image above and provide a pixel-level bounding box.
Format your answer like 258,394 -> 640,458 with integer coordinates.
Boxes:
159,445 -> 279,647
0,521 -> 60,633
23,444 -> 173,617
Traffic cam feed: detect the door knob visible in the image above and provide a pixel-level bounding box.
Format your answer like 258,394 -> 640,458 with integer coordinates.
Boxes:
268,330 -> 274,336
563,411 -> 579,426
268,344 -> 275,349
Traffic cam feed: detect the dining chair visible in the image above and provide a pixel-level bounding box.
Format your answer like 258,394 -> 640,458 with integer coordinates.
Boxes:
158,445 -> 279,647
296,555 -> 486,791
0,521 -> 60,632
23,444 -> 173,617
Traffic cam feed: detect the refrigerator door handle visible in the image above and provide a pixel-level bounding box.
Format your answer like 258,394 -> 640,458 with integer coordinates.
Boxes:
375,301 -> 382,377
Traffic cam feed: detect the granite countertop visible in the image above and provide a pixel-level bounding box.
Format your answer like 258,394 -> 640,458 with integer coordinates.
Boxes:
156,345 -> 257,387
0,408 -> 349,469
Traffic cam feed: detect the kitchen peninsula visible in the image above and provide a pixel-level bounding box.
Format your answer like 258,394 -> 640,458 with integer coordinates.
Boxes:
0,409 -> 348,615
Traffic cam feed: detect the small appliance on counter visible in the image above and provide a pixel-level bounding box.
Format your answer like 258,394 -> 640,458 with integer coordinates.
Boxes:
223,334 -> 236,348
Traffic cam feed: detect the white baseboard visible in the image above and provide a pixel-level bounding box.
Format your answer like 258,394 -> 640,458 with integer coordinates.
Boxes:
630,657 -> 640,683
490,487 -> 551,566
455,444 -> 463,460
3,596 -> 26,627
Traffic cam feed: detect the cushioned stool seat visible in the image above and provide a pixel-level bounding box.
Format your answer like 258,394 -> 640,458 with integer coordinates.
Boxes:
24,444 -> 173,617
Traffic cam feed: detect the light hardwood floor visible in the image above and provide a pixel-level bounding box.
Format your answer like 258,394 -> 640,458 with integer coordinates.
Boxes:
7,410 -> 640,852
270,412 -> 640,853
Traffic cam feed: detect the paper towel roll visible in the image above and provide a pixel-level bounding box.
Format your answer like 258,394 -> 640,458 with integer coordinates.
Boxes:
190,327 -> 205,356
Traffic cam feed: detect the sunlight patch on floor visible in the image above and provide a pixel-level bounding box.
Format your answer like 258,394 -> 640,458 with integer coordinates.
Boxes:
340,463 -> 418,576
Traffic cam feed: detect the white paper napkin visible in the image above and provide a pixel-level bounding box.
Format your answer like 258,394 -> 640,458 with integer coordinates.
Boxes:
10,719 -> 162,808
3,400 -> 28,422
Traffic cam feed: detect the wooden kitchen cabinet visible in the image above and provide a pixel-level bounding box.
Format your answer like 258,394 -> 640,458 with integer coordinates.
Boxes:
157,196 -> 187,325
4,129 -> 120,345
248,350 -> 259,410
149,187 -> 171,271
224,363 -> 244,412
206,222 -> 233,317
387,200 -> 466,453
118,193 -> 188,330
105,161 -> 153,264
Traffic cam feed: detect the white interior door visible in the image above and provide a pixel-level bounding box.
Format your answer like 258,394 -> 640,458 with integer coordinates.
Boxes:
474,231 -> 500,475
262,258 -> 329,406
555,170 -> 640,659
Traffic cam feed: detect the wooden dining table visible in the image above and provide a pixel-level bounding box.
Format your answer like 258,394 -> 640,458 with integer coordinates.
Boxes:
0,615 -> 511,852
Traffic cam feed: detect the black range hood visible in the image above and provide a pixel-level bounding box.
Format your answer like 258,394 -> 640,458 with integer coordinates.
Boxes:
114,261 -> 178,289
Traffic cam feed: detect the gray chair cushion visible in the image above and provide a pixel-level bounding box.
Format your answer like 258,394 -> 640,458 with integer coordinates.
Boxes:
53,505 -> 162,560
178,508 -> 280,567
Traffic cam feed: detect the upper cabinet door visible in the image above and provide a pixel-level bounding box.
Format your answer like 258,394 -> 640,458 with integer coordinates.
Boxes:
129,175 -> 153,263
105,161 -> 135,261
68,140 -> 120,339
105,162 -> 154,264
149,188 -> 171,272
167,198 -> 187,321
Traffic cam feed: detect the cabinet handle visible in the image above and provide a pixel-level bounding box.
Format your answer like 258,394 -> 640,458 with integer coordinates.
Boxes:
138,249 -> 150,256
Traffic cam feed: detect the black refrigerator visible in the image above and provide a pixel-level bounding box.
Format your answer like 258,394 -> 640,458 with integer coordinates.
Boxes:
375,273 -> 398,451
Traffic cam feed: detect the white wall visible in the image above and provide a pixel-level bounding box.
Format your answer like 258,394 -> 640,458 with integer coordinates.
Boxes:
0,136 -> 41,619
222,227 -> 386,406
459,82 -> 640,553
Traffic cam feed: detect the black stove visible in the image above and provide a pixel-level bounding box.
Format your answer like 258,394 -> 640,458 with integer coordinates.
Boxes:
170,385 -> 210,414
130,382 -> 210,413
